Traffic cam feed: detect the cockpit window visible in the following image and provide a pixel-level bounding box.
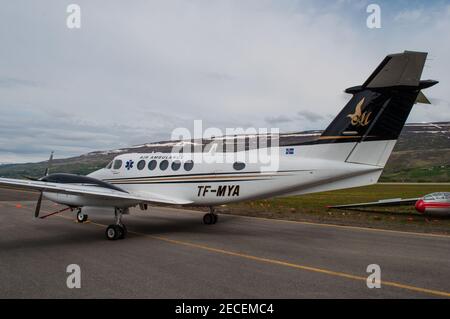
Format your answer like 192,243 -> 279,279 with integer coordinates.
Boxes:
429,192 -> 445,200
435,193 -> 445,200
113,160 -> 122,170
106,161 -> 113,169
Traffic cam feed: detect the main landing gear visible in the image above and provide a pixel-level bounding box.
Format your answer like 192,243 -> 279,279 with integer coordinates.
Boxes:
106,207 -> 128,240
203,206 -> 218,225
76,208 -> 88,223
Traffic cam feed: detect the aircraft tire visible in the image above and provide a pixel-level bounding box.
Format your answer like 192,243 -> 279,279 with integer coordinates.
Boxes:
76,211 -> 88,223
203,213 -> 214,225
106,225 -> 120,240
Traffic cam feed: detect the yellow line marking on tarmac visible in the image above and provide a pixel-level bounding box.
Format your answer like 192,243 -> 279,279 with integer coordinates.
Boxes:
50,211 -> 450,298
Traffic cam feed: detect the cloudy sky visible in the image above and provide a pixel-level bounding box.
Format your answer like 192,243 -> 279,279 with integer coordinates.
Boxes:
1,0 -> 449,163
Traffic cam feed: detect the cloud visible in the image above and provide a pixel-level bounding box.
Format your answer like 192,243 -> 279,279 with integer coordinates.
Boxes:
265,115 -> 293,125
0,105 -> 193,162
394,9 -> 423,23
0,76 -> 38,88
297,110 -> 324,122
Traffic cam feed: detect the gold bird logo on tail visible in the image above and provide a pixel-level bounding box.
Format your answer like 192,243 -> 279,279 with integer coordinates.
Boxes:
347,97 -> 372,126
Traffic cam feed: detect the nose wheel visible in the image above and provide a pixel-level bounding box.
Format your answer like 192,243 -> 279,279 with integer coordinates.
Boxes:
106,208 -> 128,240
203,207 -> 218,225
76,209 -> 88,223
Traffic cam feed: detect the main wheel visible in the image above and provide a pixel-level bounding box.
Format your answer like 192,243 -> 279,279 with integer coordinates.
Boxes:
203,213 -> 216,225
76,211 -> 88,223
106,225 -> 120,240
212,214 -> 218,224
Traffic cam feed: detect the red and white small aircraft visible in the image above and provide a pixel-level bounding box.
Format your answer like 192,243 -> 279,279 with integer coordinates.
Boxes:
0,51 -> 440,239
329,192 -> 450,216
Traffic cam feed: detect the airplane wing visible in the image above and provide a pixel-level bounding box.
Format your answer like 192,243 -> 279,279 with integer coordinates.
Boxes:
0,177 -> 192,205
328,197 -> 420,209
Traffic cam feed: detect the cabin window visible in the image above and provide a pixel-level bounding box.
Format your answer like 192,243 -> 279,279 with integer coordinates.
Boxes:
113,160 -> 122,170
137,160 -> 146,170
183,160 -> 194,171
160,160 -> 169,170
148,160 -> 157,170
233,162 -> 246,170
106,161 -> 113,169
171,161 -> 181,171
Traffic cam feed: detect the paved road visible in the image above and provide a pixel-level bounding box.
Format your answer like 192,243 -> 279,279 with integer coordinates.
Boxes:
0,189 -> 450,298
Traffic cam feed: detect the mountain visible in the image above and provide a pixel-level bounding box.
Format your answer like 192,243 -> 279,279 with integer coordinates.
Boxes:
380,122 -> 450,182
0,122 -> 449,182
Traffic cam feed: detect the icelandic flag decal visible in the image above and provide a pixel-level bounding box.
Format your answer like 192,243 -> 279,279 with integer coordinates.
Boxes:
286,148 -> 294,155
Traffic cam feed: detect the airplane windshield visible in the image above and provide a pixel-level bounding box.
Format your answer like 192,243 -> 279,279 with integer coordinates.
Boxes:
106,161 -> 113,169
427,192 -> 449,200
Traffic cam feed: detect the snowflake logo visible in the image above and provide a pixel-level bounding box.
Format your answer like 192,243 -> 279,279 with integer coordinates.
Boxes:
125,160 -> 134,170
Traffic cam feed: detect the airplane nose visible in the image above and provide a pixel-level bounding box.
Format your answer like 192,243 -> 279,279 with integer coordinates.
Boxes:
415,199 -> 425,213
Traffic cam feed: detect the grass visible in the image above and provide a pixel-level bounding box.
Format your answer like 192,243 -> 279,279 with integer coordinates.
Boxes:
215,184 -> 450,235
380,166 -> 450,183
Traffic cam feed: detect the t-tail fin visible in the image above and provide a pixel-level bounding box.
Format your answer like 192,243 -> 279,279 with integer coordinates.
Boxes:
319,50 -> 438,166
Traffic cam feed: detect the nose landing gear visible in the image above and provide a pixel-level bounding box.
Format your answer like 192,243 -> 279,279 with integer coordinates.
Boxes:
106,207 -> 128,240
203,206 -> 218,225
76,209 -> 88,223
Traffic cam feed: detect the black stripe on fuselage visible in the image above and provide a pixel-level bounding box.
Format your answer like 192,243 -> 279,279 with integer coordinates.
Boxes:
109,178 -> 271,185
103,169 -> 307,183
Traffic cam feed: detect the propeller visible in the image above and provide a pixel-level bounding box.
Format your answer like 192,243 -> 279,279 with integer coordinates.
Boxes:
43,151 -> 53,176
34,192 -> 43,218
34,151 -> 53,218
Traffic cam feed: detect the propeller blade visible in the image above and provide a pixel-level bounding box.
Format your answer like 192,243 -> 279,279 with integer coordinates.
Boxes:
34,192 -> 43,218
43,151 -> 54,176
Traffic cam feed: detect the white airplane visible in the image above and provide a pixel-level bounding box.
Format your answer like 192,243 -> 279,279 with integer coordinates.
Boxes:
0,51 -> 439,240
